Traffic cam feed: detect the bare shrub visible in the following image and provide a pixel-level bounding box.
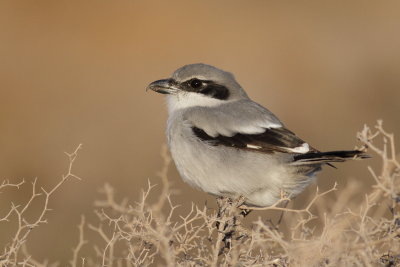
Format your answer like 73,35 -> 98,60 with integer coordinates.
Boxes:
83,121 -> 399,266
1,121 -> 399,266
0,145 -> 82,267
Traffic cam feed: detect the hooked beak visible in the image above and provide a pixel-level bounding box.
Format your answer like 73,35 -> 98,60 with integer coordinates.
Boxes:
146,79 -> 178,95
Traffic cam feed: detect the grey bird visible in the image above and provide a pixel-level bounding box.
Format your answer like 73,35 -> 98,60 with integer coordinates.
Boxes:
147,63 -> 368,207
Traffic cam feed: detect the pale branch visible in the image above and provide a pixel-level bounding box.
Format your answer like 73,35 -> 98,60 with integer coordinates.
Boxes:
0,145 -> 83,266
70,215 -> 88,267
0,179 -> 24,192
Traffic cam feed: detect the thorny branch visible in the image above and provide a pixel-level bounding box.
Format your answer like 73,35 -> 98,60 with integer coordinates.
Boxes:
0,144 -> 83,266
70,215 -> 88,267
1,121 -> 399,266
88,121 -> 399,266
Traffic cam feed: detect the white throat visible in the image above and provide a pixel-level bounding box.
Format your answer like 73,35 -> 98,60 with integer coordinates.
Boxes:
167,93 -> 226,113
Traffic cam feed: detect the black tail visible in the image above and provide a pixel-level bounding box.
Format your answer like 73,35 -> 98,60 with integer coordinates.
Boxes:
293,150 -> 370,165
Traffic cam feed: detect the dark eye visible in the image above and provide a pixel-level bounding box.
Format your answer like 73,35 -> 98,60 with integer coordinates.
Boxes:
190,79 -> 203,89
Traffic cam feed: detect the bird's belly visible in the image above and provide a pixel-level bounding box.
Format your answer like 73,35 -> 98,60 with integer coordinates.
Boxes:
168,133 -> 316,207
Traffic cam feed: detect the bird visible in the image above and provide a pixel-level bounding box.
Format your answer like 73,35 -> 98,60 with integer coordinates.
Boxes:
147,63 -> 368,208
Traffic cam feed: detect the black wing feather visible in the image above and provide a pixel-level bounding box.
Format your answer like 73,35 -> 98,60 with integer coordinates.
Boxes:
293,150 -> 370,163
192,126 -> 307,154
191,127 -> 369,165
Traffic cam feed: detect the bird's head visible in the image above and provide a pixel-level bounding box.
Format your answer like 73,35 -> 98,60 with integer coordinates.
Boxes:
147,64 -> 249,111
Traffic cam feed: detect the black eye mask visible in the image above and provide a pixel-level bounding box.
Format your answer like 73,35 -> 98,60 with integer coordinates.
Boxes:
181,78 -> 230,100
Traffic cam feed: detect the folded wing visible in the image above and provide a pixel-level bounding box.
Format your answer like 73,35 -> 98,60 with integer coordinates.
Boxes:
186,99 -> 368,163
192,126 -> 311,154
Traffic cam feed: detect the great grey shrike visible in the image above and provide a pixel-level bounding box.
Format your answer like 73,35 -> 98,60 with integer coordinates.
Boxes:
147,63 -> 368,207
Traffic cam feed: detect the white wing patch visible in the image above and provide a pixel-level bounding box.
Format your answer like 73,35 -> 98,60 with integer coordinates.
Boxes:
246,144 -> 262,149
286,143 -> 310,153
225,121 -> 283,136
264,122 -> 282,129
194,121 -> 283,138
248,141 -> 309,153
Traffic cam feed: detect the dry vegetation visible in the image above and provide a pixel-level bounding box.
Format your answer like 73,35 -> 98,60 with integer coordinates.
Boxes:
1,121 -> 399,266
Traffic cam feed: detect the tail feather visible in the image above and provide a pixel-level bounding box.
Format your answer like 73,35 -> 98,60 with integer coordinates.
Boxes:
292,150 -> 370,165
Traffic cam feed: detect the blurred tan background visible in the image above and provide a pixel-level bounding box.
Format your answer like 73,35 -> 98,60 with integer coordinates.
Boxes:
1,0 -> 399,263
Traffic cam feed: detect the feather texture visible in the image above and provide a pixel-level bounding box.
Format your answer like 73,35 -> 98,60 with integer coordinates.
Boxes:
192,126 -> 310,154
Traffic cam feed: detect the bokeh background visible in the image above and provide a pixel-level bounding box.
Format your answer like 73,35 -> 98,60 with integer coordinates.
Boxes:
1,0 -> 399,263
